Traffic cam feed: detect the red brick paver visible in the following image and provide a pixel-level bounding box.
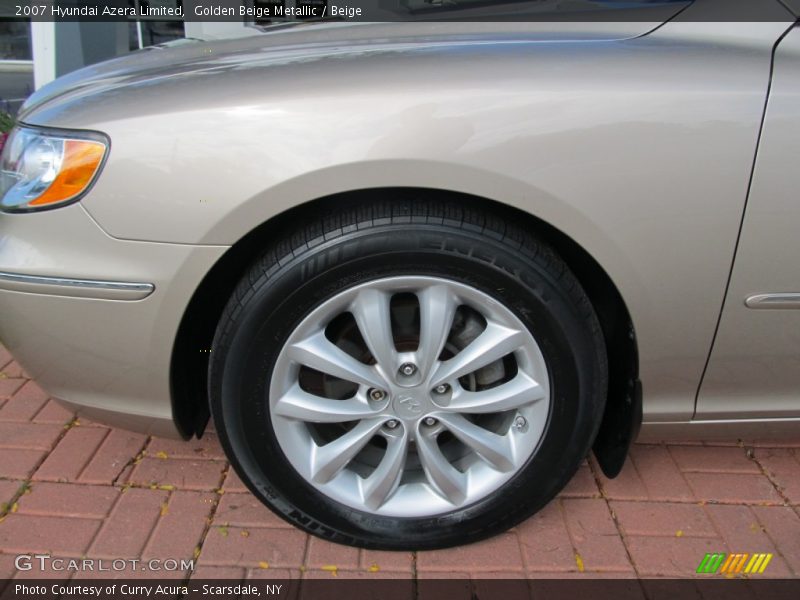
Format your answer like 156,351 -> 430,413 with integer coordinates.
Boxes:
199,526 -> 307,568
78,429 -> 147,485
0,515 -> 102,556
126,456 -> 225,491
143,490 -> 217,561
0,449 -> 47,479
753,505 -> 800,576
33,426 -> 110,482
756,448 -> 800,505
562,498 -> 634,573
416,532 -> 525,575
0,381 -> 49,422
90,487 -> 169,558
15,482 -> 118,519
517,502 -> 576,574
611,501 -> 717,538
1,348 -> 799,581
0,378 -> 25,400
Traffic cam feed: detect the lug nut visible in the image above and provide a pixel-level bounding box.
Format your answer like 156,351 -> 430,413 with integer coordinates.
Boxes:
433,384 -> 450,394
424,417 -> 437,426
399,363 -> 417,377
513,415 -> 527,430
369,388 -> 386,401
385,419 -> 399,429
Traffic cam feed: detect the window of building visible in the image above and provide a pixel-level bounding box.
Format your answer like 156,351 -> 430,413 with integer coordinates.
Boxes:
0,20 -> 32,61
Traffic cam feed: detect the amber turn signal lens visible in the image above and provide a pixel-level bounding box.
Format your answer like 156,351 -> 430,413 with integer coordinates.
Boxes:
28,140 -> 106,207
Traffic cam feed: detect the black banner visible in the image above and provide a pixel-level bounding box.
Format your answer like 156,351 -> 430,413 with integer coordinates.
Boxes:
2,579 -> 800,600
0,0 -> 797,23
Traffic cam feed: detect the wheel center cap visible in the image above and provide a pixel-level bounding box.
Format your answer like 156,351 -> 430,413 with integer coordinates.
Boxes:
392,389 -> 430,420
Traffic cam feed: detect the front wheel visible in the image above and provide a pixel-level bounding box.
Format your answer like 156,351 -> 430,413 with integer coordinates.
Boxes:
209,200 -> 607,549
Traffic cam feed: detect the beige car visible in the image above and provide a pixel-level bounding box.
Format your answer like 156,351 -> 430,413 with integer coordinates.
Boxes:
1,3 -> 799,549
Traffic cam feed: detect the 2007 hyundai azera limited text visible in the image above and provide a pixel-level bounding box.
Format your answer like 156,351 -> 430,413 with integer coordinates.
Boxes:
1,0 -> 799,549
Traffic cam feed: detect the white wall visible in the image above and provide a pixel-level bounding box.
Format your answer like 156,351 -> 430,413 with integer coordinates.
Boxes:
30,22 -> 56,90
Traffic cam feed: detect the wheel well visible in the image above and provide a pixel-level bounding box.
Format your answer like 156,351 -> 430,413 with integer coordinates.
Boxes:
170,188 -> 640,475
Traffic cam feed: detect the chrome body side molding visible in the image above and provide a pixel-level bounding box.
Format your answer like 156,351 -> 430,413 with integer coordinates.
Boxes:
745,293 -> 800,309
0,271 -> 154,301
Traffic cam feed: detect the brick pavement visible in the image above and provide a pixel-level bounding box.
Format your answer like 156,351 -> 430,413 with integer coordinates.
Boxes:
1,348 -> 799,582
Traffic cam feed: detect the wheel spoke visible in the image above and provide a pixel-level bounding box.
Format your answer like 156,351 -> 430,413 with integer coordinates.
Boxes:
362,433 -> 408,510
430,320 -> 526,387
416,285 -> 457,379
417,432 -> 467,505
445,372 -> 546,414
311,418 -> 386,484
350,288 -> 398,376
288,330 -> 386,389
436,413 -> 515,472
274,383 -> 379,423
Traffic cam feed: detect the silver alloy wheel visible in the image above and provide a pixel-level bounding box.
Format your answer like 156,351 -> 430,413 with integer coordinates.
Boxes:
269,276 -> 551,517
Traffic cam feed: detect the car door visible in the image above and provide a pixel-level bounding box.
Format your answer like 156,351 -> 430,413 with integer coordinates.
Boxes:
697,24 -> 800,419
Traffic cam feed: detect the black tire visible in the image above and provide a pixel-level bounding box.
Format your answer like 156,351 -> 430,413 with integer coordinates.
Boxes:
209,197 -> 607,550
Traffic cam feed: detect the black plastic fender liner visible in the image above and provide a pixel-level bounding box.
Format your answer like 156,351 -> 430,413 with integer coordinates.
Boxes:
592,378 -> 642,479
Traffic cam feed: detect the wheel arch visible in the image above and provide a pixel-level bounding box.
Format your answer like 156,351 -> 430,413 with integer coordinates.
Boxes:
170,187 -> 640,476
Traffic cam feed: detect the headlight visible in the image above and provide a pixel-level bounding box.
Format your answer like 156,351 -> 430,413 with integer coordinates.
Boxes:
0,126 -> 108,212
